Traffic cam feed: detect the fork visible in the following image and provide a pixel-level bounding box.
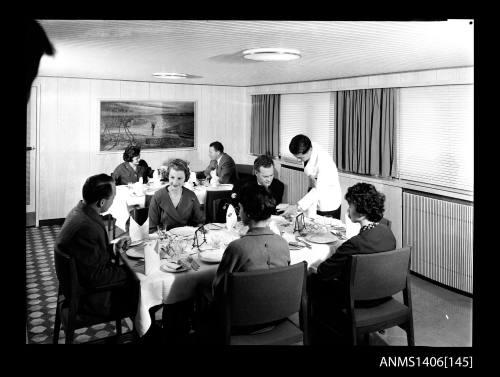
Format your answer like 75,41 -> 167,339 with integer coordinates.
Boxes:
186,256 -> 200,271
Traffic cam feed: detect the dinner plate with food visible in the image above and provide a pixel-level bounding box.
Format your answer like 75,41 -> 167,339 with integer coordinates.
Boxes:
125,248 -> 144,259
305,232 -> 338,244
198,249 -> 224,263
160,261 -> 189,273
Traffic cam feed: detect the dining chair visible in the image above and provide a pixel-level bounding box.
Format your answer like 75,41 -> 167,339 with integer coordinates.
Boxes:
101,214 -> 116,240
129,207 -> 149,226
212,198 -> 232,223
216,261 -> 309,345
313,246 -> 414,346
53,246 -> 137,344
205,190 -> 233,223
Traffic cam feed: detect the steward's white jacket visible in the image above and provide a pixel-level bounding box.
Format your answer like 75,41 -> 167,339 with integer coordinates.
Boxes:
298,142 -> 342,212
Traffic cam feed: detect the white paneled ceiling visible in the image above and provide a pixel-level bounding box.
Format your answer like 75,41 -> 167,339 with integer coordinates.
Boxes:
37,19 -> 474,86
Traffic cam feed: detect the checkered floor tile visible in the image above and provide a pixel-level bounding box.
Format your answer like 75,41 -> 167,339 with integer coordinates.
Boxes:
26,225 -> 134,344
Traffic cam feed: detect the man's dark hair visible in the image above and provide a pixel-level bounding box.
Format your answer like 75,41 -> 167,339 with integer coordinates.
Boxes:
344,182 -> 386,222
209,141 -> 224,153
288,134 -> 312,155
123,145 -> 141,162
82,174 -> 114,204
253,155 -> 274,172
238,183 -> 276,222
25,20 -> 55,103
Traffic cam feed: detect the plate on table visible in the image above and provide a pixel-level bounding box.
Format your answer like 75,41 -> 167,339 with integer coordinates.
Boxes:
276,203 -> 289,211
198,249 -> 224,263
305,232 -> 338,244
129,240 -> 145,247
160,261 -> 189,273
168,226 -> 198,237
126,248 -> 144,259
205,223 -> 226,230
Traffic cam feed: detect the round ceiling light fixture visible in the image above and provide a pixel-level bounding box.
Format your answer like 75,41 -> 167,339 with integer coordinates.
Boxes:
242,48 -> 301,61
153,72 -> 188,79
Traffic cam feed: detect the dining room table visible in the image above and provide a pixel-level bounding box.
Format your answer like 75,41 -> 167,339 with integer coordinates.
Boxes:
117,212 -> 348,337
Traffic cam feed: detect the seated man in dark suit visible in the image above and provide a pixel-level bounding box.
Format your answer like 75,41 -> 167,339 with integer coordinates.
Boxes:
308,182 -> 397,319
201,141 -> 237,184
231,155 -> 284,214
55,173 -> 138,318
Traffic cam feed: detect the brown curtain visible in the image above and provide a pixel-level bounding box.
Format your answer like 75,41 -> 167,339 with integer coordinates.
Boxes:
250,94 -> 280,156
335,88 -> 397,178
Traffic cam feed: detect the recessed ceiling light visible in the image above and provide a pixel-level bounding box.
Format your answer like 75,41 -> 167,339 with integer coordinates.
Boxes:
153,72 -> 188,79
242,48 -> 301,61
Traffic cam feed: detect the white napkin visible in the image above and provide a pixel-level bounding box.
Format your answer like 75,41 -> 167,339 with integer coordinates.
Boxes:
226,204 -> 237,230
133,181 -> 144,195
152,169 -> 159,185
345,213 -> 361,239
298,191 -> 318,217
189,171 -> 197,184
281,232 -> 296,244
269,220 -> 281,235
211,175 -> 219,187
144,240 -> 161,275
129,217 -> 149,243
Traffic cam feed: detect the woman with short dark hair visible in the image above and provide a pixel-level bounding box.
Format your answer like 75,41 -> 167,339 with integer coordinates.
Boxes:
195,183 -> 291,342
308,182 -> 396,313
112,145 -> 151,185
148,159 -> 204,232
211,183 -> 290,296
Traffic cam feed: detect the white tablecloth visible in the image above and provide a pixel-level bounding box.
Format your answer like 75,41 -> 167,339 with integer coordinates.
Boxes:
122,219 -> 344,337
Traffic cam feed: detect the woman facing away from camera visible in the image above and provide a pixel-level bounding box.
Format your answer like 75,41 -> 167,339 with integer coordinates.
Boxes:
308,182 -> 397,318
194,183 -> 290,342
112,145 -> 153,185
148,158 -> 204,232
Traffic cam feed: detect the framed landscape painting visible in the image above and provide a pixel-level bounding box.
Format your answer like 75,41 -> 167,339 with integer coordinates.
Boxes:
100,100 -> 195,151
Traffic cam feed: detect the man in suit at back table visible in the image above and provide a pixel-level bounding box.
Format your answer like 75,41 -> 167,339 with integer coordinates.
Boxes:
202,141 -> 237,184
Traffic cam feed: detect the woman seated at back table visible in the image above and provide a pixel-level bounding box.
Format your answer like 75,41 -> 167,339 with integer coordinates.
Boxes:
195,183 -> 291,342
308,182 -> 396,320
148,158 -> 204,232
112,145 -> 153,185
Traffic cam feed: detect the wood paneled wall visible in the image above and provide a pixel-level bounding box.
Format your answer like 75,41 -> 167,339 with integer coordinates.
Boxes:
35,77 -> 252,220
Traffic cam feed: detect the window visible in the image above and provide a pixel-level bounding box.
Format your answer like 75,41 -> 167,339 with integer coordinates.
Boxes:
398,85 -> 473,192
279,92 -> 334,162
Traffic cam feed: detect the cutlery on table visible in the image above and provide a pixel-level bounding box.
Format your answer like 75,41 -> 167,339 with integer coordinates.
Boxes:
295,236 -> 312,249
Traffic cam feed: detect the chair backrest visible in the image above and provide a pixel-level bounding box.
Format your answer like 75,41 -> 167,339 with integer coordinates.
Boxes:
54,246 -> 82,311
212,198 -> 231,223
222,261 -> 307,327
349,246 -> 411,301
130,207 -> 149,226
205,190 -> 233,223
235,164 -> 254,181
